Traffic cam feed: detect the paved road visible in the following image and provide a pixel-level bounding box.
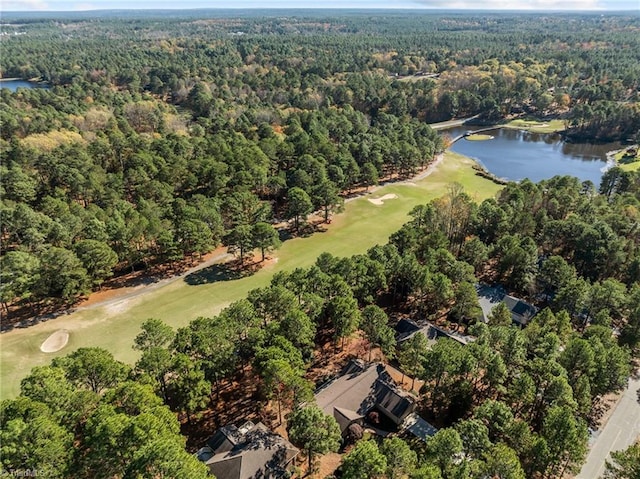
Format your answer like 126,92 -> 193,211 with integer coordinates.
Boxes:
577,372 -> 640,478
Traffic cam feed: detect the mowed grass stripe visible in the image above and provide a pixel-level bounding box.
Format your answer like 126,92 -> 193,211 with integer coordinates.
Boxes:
0,152 -> 501,400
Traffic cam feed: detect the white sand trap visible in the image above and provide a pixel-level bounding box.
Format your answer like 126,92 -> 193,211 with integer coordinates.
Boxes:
368,194 -> 398,205
40,329 -> 70,353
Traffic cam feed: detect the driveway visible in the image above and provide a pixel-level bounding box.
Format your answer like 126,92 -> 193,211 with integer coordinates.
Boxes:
577,372 -> 640,478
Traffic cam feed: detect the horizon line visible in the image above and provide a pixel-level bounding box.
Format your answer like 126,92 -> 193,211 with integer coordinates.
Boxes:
3,7 -> 639,12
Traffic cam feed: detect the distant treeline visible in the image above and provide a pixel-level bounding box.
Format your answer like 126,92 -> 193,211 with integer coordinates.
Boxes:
1,12 -> 639,307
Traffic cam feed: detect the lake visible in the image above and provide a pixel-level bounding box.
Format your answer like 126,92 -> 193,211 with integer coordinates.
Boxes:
0,79 -> 49,91
447,126 -> 624,185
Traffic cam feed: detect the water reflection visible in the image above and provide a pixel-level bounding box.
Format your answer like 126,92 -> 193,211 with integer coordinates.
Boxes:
0,79 -> 49,91
447,126 -> 623,184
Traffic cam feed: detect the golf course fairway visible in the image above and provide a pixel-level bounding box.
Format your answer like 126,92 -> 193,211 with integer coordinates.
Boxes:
0,151 -> 501,400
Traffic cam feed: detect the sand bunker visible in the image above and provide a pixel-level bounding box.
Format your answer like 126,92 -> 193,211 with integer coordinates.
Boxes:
40,329 -> 70,353
368,194 -> 398,205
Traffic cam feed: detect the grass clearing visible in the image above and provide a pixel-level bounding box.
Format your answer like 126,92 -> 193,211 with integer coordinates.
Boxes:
621,162 -> 640,172
615,148 -> 640,172
504,119 -> 565,134
466,134 -> 494,141
0,152 -> 501,400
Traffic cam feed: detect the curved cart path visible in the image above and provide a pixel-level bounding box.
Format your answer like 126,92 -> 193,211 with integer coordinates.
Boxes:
72,251 -> 233,314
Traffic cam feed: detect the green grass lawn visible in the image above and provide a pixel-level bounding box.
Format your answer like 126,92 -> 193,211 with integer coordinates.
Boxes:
504,119 -> 565,134
0,152 -> 501,400
466,134 -> 494,141
615,149 -> 640,172
621,162 -> 640,172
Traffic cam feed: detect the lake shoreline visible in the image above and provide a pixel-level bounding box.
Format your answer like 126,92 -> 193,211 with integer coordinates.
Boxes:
0,78 -> 50,90
445,124 -> 621,184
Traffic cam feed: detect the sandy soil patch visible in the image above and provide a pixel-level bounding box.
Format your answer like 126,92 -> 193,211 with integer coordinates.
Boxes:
316,452 -> 342,478
76,247 -> 229,310
40,329 -> 69,353
368,193 -> 398,205
104,298 -> 133,315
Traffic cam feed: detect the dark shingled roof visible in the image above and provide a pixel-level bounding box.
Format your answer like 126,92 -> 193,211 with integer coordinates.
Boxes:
506,296 -> 537,320
374,380 -> 414,419
206,424 -> 246,455
209,456 -> 242,479
315,360 -> 416,432
395,318 -> 421,336
198,422 -> 299,479
476,284 -> 538,326
396,319 -> 474,345
333,407 -> 364,433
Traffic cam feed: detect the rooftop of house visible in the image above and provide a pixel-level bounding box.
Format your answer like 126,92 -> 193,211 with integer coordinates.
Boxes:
314,360 -> 415,433
396,319 -> 475,345
476,284 -> 538,326
197,421 -> 299,479
205,421 -> 255,456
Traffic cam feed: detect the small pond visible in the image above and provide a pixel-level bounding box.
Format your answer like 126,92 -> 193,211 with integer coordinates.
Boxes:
0,79 -> 49,91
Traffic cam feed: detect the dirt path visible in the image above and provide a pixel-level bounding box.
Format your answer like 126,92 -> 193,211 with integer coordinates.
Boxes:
70,251 -> 233,315
66,154 -> 444,314
411,153 -> 445,181
7,153 -> 446,329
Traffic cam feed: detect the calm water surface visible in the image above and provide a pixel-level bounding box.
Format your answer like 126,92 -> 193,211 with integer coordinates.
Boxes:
0,79 -> 49,91
447,126 -> 624,185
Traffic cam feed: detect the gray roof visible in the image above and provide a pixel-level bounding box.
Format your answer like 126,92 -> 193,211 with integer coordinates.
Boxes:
199,422 -> 299,479
504,295 -> 537,324
206,423 -> 251,455
333,407 -> 364,432
374,380 -> 415,421
314,361 -> 415,431
476,284 -> 537,326
395,319 -> 422,336
397,319 -> 474,345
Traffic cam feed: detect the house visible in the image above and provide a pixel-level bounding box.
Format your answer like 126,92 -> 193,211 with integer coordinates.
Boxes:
314,360 -> 436,440
197,421 -> 299,479
476,284 -> 538,326
396,319 -> 474,346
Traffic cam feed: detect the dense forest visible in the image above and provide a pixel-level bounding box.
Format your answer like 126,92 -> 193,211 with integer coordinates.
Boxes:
3,173 -> 640,478
1,12 -> 640,311
1,11 -> 640,478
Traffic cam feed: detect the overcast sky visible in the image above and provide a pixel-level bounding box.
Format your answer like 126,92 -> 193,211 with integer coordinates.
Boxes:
2,0 -> 638,12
